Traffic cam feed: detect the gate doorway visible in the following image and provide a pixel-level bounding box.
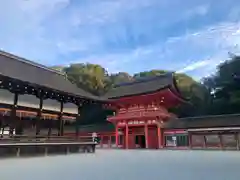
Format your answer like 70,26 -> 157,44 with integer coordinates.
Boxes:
135,135 -> 146,148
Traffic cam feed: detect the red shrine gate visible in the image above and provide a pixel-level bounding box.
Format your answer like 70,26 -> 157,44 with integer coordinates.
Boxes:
108,104 -> 171,149
106,85 -> 184,149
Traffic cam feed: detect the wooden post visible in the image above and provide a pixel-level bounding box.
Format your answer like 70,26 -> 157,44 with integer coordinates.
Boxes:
157,125 -> 162,149
10,92 -> 18,136
36,96 -> 43,136
219,133 -> 223,150
75,106 -> 81,139
188,132 -> 192,149
145,123 -> 148,149
0,117 -> 5,137
235,133 -> 239,150
44,147 -> 48,156
125,123 -> 129,149
115,124 -> 119,148
203,135 -> 207,149
57,101 -> 64,136
47,119 -> 52,138
109,136 -> 112,148
16,147 -> 20,157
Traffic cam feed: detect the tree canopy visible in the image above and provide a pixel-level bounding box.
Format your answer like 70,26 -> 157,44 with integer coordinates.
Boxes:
51,55 -> 240,118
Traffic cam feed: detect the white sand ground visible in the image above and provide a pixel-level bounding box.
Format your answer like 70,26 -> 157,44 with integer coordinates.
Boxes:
0,149 -> 240,180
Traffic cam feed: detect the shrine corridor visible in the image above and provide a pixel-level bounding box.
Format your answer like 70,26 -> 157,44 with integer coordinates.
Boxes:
1,150 -> 240,180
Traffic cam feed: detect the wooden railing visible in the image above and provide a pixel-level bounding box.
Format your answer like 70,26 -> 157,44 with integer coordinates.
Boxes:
0,134 -> 96,158
0,135 -> 93,144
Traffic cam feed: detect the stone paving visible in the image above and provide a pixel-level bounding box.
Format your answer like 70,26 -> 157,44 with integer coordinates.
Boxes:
1,149 -> 240,180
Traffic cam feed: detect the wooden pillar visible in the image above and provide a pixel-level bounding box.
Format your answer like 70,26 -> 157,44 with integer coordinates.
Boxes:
0,116 -> 5,137
219,133 -> 223,150
75,114 -> 80,139
188,132 -> 192,149
15,113 -> 23,135
125,123 -> 129,149
203,135 -> 207,149
75,106 -> 81,139
47,119 -> 52,138
115,124 -> 119,148
10,92 -> 18,136
235,133 -> 239,150
157,125 -> 162,149
145,123 -> 148,149
36,96 -> 43,135
57,101 -> 64,136
109,136 -> 112,148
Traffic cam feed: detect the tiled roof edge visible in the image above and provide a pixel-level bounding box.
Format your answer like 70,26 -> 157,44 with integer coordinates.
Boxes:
178,113 -> 240,121
114,72 -> 173,88
0,50 -> 65,76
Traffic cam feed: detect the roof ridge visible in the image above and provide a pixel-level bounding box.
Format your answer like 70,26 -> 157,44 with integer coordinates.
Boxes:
114,72 -> 173,88
0,50 -> 65,76
179,113 -> 240,120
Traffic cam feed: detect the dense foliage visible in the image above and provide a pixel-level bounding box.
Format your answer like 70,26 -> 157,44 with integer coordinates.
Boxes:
52,55 -> 240,118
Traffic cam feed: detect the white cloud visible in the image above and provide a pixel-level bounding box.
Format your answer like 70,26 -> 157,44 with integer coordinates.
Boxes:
159,21 -> 240,78
65,20 -> 240,79
176,60 -> 211,73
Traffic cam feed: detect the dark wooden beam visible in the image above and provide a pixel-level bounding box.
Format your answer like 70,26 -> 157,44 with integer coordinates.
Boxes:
36,96 -> 43,135
47,119 -> 52,137
9,92 -> 18,136
57,101 -> 64,136
75,106 -> 81,138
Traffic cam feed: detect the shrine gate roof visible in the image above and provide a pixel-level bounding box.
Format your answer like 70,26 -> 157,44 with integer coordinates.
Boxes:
103,72 -> 183,99
163,114 -> 240,129
0,50 -> 105,101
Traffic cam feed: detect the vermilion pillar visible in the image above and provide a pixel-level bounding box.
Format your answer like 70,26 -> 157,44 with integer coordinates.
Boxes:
157,126 -> 162,149
145,124 -> 149,149
125,123 -> 129,149
115,124 -> 119,148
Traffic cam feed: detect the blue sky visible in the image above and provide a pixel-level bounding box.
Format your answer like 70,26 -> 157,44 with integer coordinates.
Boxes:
1,0 -> 240,80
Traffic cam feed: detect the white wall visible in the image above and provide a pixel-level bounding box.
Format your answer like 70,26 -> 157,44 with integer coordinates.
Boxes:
43,99 -> 60,111
0,90 -> 77,114
18,94 -> 39,108
0,89 -> 14,104
63,102 -> 78,114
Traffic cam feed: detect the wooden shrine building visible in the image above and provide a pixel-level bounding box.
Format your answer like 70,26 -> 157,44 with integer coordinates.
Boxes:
104,74 -> 187,149
0,50 -> 109,137
0,50 -> 111,156
164,114 -> 240,150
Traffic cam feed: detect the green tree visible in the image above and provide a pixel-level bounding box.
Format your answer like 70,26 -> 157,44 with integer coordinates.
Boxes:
203,55 -> 240,114
133,70 -> 168,79
63,63 -> 109,95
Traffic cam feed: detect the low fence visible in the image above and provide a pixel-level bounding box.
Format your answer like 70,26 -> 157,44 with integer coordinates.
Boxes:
0,135 -> 96,158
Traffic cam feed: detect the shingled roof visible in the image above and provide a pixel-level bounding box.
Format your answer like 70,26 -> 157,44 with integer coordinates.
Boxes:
103,72 -> 181,99
0,50 -> 105,101
163,114 -> 240,129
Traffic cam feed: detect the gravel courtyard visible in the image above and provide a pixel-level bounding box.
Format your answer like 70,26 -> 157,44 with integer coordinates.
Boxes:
1,150 -> 240,180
